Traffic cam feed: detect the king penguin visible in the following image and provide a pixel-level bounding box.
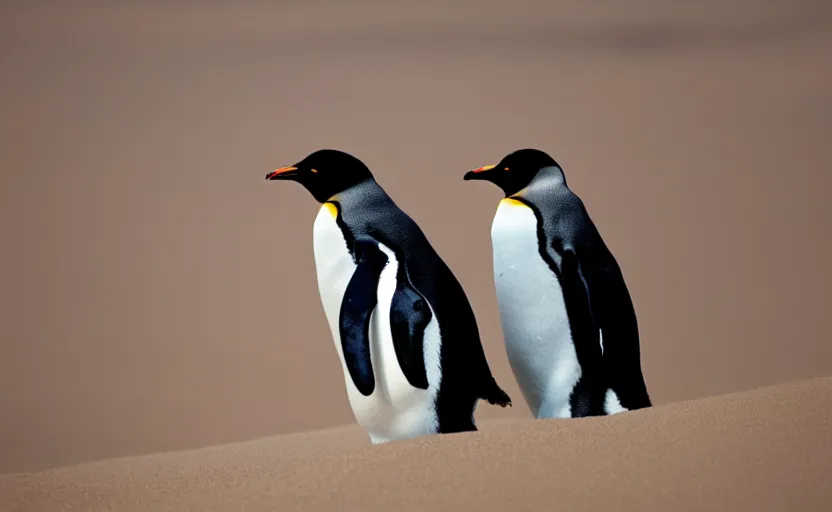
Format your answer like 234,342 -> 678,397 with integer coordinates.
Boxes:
266,149 -> 511,444
463,148 -> 650,419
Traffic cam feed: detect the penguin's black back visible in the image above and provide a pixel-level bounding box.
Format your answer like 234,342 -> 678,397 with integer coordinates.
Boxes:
517,167 -> 651,412
332,180 -> 506,432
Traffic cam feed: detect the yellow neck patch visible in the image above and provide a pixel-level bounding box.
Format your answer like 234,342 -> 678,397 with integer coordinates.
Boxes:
322,202 -> 338,218
500,197 -> 527,209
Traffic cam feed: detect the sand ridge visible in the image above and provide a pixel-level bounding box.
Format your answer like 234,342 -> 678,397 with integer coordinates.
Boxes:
3,376 -> 830,512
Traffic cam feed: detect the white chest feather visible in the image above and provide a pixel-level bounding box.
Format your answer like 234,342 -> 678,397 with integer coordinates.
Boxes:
490,198 -> 582,418
312,204 -> 442,444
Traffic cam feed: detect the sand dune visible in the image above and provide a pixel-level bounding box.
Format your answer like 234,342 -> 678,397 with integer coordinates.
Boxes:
3,376 -> 830,512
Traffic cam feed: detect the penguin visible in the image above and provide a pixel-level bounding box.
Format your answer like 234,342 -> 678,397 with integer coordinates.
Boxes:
265,149 -> 511,444
463,148 -> 651,419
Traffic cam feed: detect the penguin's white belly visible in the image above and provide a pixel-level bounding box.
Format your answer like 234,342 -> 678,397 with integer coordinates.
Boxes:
312,204 -> 442,444
491,198 -> 582,419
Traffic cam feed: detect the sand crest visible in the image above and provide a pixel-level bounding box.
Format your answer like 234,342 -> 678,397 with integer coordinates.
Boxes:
3,376 -> 830,512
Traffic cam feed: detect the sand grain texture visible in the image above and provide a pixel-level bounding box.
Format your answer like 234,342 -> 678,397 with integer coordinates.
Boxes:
3,377 -> 830,512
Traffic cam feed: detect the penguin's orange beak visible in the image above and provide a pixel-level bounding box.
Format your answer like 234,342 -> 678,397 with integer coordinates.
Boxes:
265,166 -> 299,180
463,164 -> 496,180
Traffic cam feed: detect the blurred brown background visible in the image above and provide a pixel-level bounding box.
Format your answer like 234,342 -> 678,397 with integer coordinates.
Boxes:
1,0 -> 831,473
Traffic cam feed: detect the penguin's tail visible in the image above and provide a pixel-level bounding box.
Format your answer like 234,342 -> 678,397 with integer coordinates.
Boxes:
481,379 -> 512,408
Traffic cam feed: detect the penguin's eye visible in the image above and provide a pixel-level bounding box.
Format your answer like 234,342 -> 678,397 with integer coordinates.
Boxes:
504,167 -> 510,171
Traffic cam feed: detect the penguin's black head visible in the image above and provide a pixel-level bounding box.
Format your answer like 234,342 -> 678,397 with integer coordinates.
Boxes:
463,148 -> 562,196
266,149 -> 374,203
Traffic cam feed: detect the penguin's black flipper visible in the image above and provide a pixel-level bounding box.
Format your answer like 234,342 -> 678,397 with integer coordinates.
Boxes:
557,247 -> 606,416
582,258 -> 653,410
339,236 -> 389,396
557,248 -> 601,356
389,271 -> 431,390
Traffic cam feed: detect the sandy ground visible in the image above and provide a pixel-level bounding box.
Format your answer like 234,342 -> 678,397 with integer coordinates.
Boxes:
1,0 -> 832,486
2,376 -> 830,511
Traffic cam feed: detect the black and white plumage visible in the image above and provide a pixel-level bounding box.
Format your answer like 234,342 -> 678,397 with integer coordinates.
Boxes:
464,149 -> 651,418
266,149 -> 511,444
